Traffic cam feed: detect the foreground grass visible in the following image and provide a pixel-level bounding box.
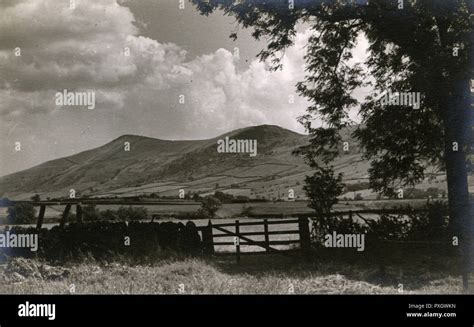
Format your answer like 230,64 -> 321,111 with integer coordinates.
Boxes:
0,254 -> 466,294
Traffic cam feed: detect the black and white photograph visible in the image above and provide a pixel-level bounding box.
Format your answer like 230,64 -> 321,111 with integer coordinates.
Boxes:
0,0 -> 473,324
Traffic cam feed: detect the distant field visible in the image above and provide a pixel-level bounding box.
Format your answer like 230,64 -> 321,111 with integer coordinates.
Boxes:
0,198 -> 432,224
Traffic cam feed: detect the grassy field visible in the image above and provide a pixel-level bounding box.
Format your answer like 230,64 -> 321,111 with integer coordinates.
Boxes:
0,198 -> 431,224
0,254 -> 466,295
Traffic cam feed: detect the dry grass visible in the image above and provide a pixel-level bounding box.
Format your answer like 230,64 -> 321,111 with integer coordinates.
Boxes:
0,254 -> 466,295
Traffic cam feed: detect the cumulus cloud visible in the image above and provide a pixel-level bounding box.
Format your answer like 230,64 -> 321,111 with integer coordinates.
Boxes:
0,0 -> 316,175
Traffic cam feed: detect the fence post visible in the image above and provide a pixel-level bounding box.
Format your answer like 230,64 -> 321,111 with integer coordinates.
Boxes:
36,204 -> 46,230
202,220 -> 215,255
59,204 -> 71,228
298,216 -> 311,257
264,219 -> 270,252
76,204 -> 83,223
235,220 -> 241,264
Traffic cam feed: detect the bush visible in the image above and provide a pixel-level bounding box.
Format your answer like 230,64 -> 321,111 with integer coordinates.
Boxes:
310,202 -> 451,249
83,205 -> 101,221
311,215 -> 367,247
364,214 -> 408,240
409,201 -> 449,238
214,191 -> 234,203
425,187 -> 441,199
354,193 -> 364,201
116,206 -> 148,221
5,221 -> 203,262
403,188 -> 428,199
199,196 -> 221,218
7,203 -> 36,224
100,209 -> 118,221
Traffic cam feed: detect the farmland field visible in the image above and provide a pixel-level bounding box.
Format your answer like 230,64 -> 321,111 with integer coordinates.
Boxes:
0,198 -> 432,222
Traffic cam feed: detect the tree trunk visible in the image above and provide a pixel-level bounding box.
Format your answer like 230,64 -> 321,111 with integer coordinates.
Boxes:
443,77 -> 472,288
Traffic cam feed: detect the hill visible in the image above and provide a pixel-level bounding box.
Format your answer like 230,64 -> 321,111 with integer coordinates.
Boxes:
0,124 -> 446,200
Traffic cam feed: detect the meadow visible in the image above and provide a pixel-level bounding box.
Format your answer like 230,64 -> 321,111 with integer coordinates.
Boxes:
0,253 -> 464,295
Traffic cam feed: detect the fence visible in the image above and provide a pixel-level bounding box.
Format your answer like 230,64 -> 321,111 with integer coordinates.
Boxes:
198,217 -> 311,262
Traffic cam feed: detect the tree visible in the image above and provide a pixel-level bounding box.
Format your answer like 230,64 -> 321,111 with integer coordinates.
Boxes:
200,195 -> 222,218
192,0 -> 473,285
30,194 -> 41,202
7,203 -> 36,224
304,166 -> 344,218
214,191 -> 234,203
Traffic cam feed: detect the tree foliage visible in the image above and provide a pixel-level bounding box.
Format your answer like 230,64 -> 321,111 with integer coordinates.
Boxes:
7,203 -> 36,224
192,0 -> 473,220
200,195 -> 222,218
304,166 -> 344,218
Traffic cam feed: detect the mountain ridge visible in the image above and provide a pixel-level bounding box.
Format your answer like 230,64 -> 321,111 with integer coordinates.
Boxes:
0,124 -> 369,200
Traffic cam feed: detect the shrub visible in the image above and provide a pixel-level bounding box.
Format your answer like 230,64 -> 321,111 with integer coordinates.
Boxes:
116,206 -> 148,221
425,187 -> 441,199
403,188 -> 427,199
7,203 -> 36,224
409,201 -> 449,239
100,209 -> 118,221
199,196 -> 221,218
354,193 -> 364,201
311,215 -> 367,247
310,202 -> 451,249
364,214 -> 408,240
304,166 -> 344,219
5,221 -> 203,262
83,205 -> 101,221
214,191 -> 234,203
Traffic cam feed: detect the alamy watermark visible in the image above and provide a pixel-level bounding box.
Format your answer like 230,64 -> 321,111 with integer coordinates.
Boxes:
55,89 -> 95,109
217,137 -> 257,157
324,232 -> 365,252
376,89 -> 422,109
0,231 -> 38,252
18,301 -> 55,321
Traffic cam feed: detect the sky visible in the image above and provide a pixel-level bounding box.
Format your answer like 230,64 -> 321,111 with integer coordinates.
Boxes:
0,0 -> 369,176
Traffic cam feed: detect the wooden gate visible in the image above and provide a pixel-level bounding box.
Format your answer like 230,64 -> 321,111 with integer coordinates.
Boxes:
199,217 -> 311,262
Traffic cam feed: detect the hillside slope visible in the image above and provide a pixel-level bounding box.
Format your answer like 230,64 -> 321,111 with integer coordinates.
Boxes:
0,124 -> 436,200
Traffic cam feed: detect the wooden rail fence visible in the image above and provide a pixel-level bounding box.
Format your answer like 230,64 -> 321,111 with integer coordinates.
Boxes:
198,217 -> 311,262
